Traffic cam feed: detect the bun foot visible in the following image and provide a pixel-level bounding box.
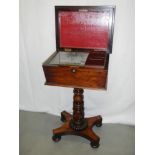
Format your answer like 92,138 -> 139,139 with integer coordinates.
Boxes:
96,122 -> 102,127
52,134 -> 61,142
90,141 -> 100,148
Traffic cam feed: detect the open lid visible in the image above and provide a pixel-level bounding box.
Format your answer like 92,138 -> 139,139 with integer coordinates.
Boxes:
55,6 -> 115,53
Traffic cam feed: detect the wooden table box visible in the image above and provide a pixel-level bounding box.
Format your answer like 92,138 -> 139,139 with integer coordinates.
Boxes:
43,52 -> 109,89
43,6 -> 115,90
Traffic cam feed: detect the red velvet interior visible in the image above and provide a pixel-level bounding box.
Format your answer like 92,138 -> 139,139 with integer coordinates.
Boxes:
59,11 -> 110,49
85,51 -> 106,66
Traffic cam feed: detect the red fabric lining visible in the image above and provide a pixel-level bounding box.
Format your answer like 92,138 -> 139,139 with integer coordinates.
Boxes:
85,51 -> 106,66
59,11 -> 110,49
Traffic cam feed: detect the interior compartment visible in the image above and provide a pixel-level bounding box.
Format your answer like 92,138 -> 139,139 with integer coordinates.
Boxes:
47,51 -> 107,67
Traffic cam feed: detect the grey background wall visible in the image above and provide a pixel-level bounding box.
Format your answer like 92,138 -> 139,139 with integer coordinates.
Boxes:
19,0 -> 135,125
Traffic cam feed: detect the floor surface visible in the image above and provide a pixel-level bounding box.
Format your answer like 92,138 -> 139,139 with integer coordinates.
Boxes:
19,110 -> 135,155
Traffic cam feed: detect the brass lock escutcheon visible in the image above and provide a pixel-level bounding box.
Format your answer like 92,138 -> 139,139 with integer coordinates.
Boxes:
71,68 -> 76,73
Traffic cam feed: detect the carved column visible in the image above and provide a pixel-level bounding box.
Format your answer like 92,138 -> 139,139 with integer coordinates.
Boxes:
70,88 -> 87,131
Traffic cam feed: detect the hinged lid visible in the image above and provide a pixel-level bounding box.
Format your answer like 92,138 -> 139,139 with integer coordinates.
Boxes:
55,6 -> 115,53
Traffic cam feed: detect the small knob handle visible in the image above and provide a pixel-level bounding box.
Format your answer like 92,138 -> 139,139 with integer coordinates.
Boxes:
71,69 -> 76,73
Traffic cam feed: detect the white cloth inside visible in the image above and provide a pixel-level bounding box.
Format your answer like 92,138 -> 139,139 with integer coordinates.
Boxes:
49,52 -> 89,66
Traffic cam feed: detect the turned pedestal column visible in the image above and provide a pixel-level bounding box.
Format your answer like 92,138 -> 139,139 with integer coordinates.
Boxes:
52,88 -> 102,148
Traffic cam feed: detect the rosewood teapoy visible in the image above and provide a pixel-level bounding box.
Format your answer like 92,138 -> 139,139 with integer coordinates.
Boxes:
42,6 -> 115,148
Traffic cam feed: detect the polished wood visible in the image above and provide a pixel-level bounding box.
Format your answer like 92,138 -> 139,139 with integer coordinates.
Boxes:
43,51 -> 108,90
42,5 -> 115,148
52,88 -> 102,148
70,88 -> 87,131
43,65 -> 108,89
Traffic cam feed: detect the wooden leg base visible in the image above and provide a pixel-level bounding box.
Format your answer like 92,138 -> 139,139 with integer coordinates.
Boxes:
52,111 -> 102,148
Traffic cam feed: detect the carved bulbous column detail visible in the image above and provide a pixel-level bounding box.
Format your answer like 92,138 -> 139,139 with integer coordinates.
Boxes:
70,88 -> 87,131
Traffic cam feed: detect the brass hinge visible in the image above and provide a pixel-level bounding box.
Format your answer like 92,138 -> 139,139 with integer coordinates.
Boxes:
64,48 -> 72,52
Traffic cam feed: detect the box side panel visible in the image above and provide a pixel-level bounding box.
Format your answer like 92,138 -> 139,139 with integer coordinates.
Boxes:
43,66 -> 108,89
